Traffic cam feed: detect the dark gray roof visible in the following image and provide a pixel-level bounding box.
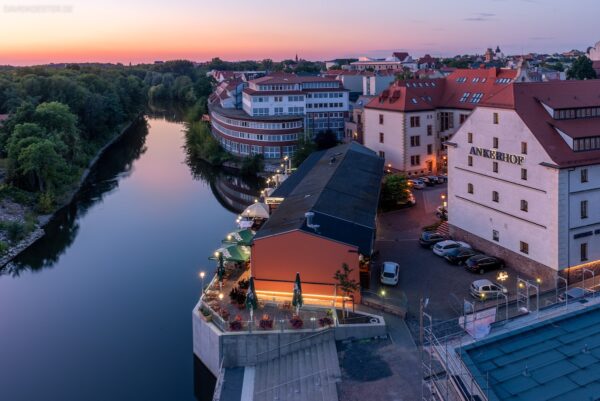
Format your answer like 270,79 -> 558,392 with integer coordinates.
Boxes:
255,142 -> 384,255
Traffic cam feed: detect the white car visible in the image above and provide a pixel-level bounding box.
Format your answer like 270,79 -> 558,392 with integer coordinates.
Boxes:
408,179 -> 425,189
380,262 -> 400,286
470,279 -> 508,299
433,240 -> 471,256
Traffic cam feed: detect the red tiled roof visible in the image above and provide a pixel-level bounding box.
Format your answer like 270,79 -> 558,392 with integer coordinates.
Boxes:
482,80 -> 600,168
393,52 -> 409,61
365,68 -> 518,112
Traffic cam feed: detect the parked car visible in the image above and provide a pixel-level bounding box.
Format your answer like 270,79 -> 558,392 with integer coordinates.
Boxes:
425,175 -> 440,184
445,247 -> 480,265
408,179 -> 425,189
435,206 -> 448,220
465,255 -> 505,274
558,287 -> 592,302
470,279 -> 508,299
436,175 -> 448,183
419,231 -> 447,248
380,262 -> 400,286
420,177 -> 436,186
433,240 -> 471,256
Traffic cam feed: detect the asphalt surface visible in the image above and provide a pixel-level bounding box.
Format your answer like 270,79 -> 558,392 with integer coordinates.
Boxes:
372,184 -> 524,323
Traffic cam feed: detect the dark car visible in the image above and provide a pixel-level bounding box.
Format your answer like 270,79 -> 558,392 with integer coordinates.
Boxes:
420,176 -> 436,186
419,231 -> 447,248
465,255 -> 505,274
445,247 -> 480,265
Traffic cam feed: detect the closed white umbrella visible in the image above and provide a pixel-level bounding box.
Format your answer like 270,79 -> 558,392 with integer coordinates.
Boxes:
242,202 -> 270,219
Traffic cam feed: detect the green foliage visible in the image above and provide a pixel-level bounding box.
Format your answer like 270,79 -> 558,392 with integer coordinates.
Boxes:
185,121 -> 231,165
2,220 -> 26,244
0,240 -> 8,255
240,154 -> 264,176
380,173 -> 410,211
567,56 -> 597,80
292,136 -> 317,167
333,263 -> 360,297
36,191 -> 55,214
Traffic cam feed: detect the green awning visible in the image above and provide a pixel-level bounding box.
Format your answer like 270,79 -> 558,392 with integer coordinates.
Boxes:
222,229 -> 254,246
209,244 -> 251,263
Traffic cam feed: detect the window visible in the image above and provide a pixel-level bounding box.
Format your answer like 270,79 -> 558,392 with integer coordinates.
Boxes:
521,142 -> 528,155
460,114 -> 469,124
581,243 -> 588,262
459,92 -> 470,102
410,155 -> 421,166
379,132 -> 384,143
379,114 -> 384,124
521,168 -> 528,180
520,241 -> 529,254
427,125 -> 433,136
427,144 -> 433,155
581,168 -> 589,183
467,132 -> 473,143
468,155 -> 473,167
410,116 -> 421,127
493,162 -> 498,173
410,136 -> 420,147
521,200 -> 528,212
493,137 -> 499,149
493,112 -> 499,124
379,150 -> 385,158
492,230 -> 499,242
492,191 -> 499,202
468,183 -> 474,194
581,200 -> 588,219
440,112 -> 454,132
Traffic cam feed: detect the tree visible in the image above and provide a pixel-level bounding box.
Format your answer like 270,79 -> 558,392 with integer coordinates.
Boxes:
567,56 -> 597,80
395,68 -> 414,81
333,263 -> 360,317
292,136 -> 316,167
16,138 -> 67,192
314,129 -> 338,150
380,173 -> 410,211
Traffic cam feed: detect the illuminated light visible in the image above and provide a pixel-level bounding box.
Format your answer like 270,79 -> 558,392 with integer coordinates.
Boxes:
255,289 -> 352,301
227,235 -> 232,241
284,156 -> 289,161
310,317 -> 316,321
480,293 -> 486,299
441,194 -> 446,200
443,156 -> 447,160
536,278 -> 542,284
518,282 -> 525,288
387,163 -> 392,168
214,251 -> 220,257
443,201 -> 447,207
380,289 -> 386,297
254,199 -> 258,203
497,271 -> 508,282
218,293 -> 224,301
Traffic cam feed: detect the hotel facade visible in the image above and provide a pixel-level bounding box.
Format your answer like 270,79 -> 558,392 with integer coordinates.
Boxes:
447,80 -> 600,281
208,73 -> 349,162
362,68 -> 519,175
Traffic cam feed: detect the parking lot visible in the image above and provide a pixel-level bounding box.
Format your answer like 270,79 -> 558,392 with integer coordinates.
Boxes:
371,184 -> 526,323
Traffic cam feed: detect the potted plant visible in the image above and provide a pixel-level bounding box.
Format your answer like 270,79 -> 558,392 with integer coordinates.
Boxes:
259,314 -> 273,330
290,314 -> 303,329
219,308 -> 230,321
238,278 -> 250,290
200,306 -> 212,322
229,315 -> 243,331
319,316 -> 334,327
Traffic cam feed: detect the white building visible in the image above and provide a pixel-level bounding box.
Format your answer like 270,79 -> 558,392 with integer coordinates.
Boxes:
362,68 -> 518,175
447,80 -> 600,281
362,71 -> 396,96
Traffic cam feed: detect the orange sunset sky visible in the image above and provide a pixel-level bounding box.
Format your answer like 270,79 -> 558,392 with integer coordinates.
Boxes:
0,0 -> 597,66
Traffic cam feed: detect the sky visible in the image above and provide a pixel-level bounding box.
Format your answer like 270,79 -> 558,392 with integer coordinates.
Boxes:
0,0 -> 598,66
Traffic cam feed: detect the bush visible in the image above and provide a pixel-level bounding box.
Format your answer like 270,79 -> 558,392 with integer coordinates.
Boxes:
229,315 -> 243,331
5,221 -> 26,243
259,314 -> 273,330
240,154 -> 264,175
36,192 -> 54,214
319,316 -> 334,328
229,286 -> 247,305
290,314 -> 303,329
237,278 -> 250,290
0,240 -> 8,255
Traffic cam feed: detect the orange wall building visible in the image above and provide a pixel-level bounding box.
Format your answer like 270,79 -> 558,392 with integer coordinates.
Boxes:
251,142 -> 383,306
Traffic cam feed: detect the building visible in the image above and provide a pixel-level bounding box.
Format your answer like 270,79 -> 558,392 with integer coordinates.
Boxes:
321,69 -> 364,94
589,40 -> 600,61
208,73 -> 350,162
350,53 -> 417,72
363,68 -> 518,175
362,70 -> 397,96
425,296 -> 600,401
252,142 -> 384,305
344,95 -> 374,144
447,80 -> 600,282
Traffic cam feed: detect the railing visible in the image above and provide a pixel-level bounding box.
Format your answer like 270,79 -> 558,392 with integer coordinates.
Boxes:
211,357 -> 225,401
253,368 -> 335,400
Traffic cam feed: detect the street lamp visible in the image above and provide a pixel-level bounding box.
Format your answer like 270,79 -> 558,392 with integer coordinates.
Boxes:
199,271 -> 206,293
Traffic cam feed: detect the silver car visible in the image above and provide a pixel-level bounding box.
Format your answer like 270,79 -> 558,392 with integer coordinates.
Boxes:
470,279 -> 508,299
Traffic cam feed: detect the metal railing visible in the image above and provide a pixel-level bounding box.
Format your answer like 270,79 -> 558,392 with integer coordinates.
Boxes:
254,328 -> 334,365
211,357 -> 225,401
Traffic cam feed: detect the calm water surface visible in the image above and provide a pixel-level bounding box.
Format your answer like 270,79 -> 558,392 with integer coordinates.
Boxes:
0,112 -> 261,401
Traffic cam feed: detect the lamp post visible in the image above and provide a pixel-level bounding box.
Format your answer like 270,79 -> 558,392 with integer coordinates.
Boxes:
199,271 -> 206,293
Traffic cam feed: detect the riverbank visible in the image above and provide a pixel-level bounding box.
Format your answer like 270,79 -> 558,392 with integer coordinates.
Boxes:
0,116 -> 143,268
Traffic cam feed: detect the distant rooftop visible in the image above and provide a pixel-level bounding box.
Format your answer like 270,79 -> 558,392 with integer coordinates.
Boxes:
461,303 -> 600,401
255,142 -> 384,255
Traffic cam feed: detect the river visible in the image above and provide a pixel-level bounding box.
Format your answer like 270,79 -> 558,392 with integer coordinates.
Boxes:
0,110 -> 262,401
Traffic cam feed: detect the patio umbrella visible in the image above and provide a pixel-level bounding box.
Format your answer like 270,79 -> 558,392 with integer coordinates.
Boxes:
242,202 -> 269,219
209,245 -> 251,263
216,252 -> 225,289
292,272 -> 303,314
245,276 -> 258,321
222,229 -> 254,246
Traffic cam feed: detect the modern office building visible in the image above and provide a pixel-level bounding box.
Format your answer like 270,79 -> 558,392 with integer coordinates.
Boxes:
447,80 -> 600,281
363,68 -> 518,175
208,73 -> 350,162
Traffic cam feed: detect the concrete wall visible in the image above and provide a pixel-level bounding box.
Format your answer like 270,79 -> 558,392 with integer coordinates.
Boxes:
193,303 -> 223,376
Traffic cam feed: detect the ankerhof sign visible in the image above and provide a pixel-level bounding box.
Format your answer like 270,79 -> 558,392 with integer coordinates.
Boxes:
470,146 -> 525,165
